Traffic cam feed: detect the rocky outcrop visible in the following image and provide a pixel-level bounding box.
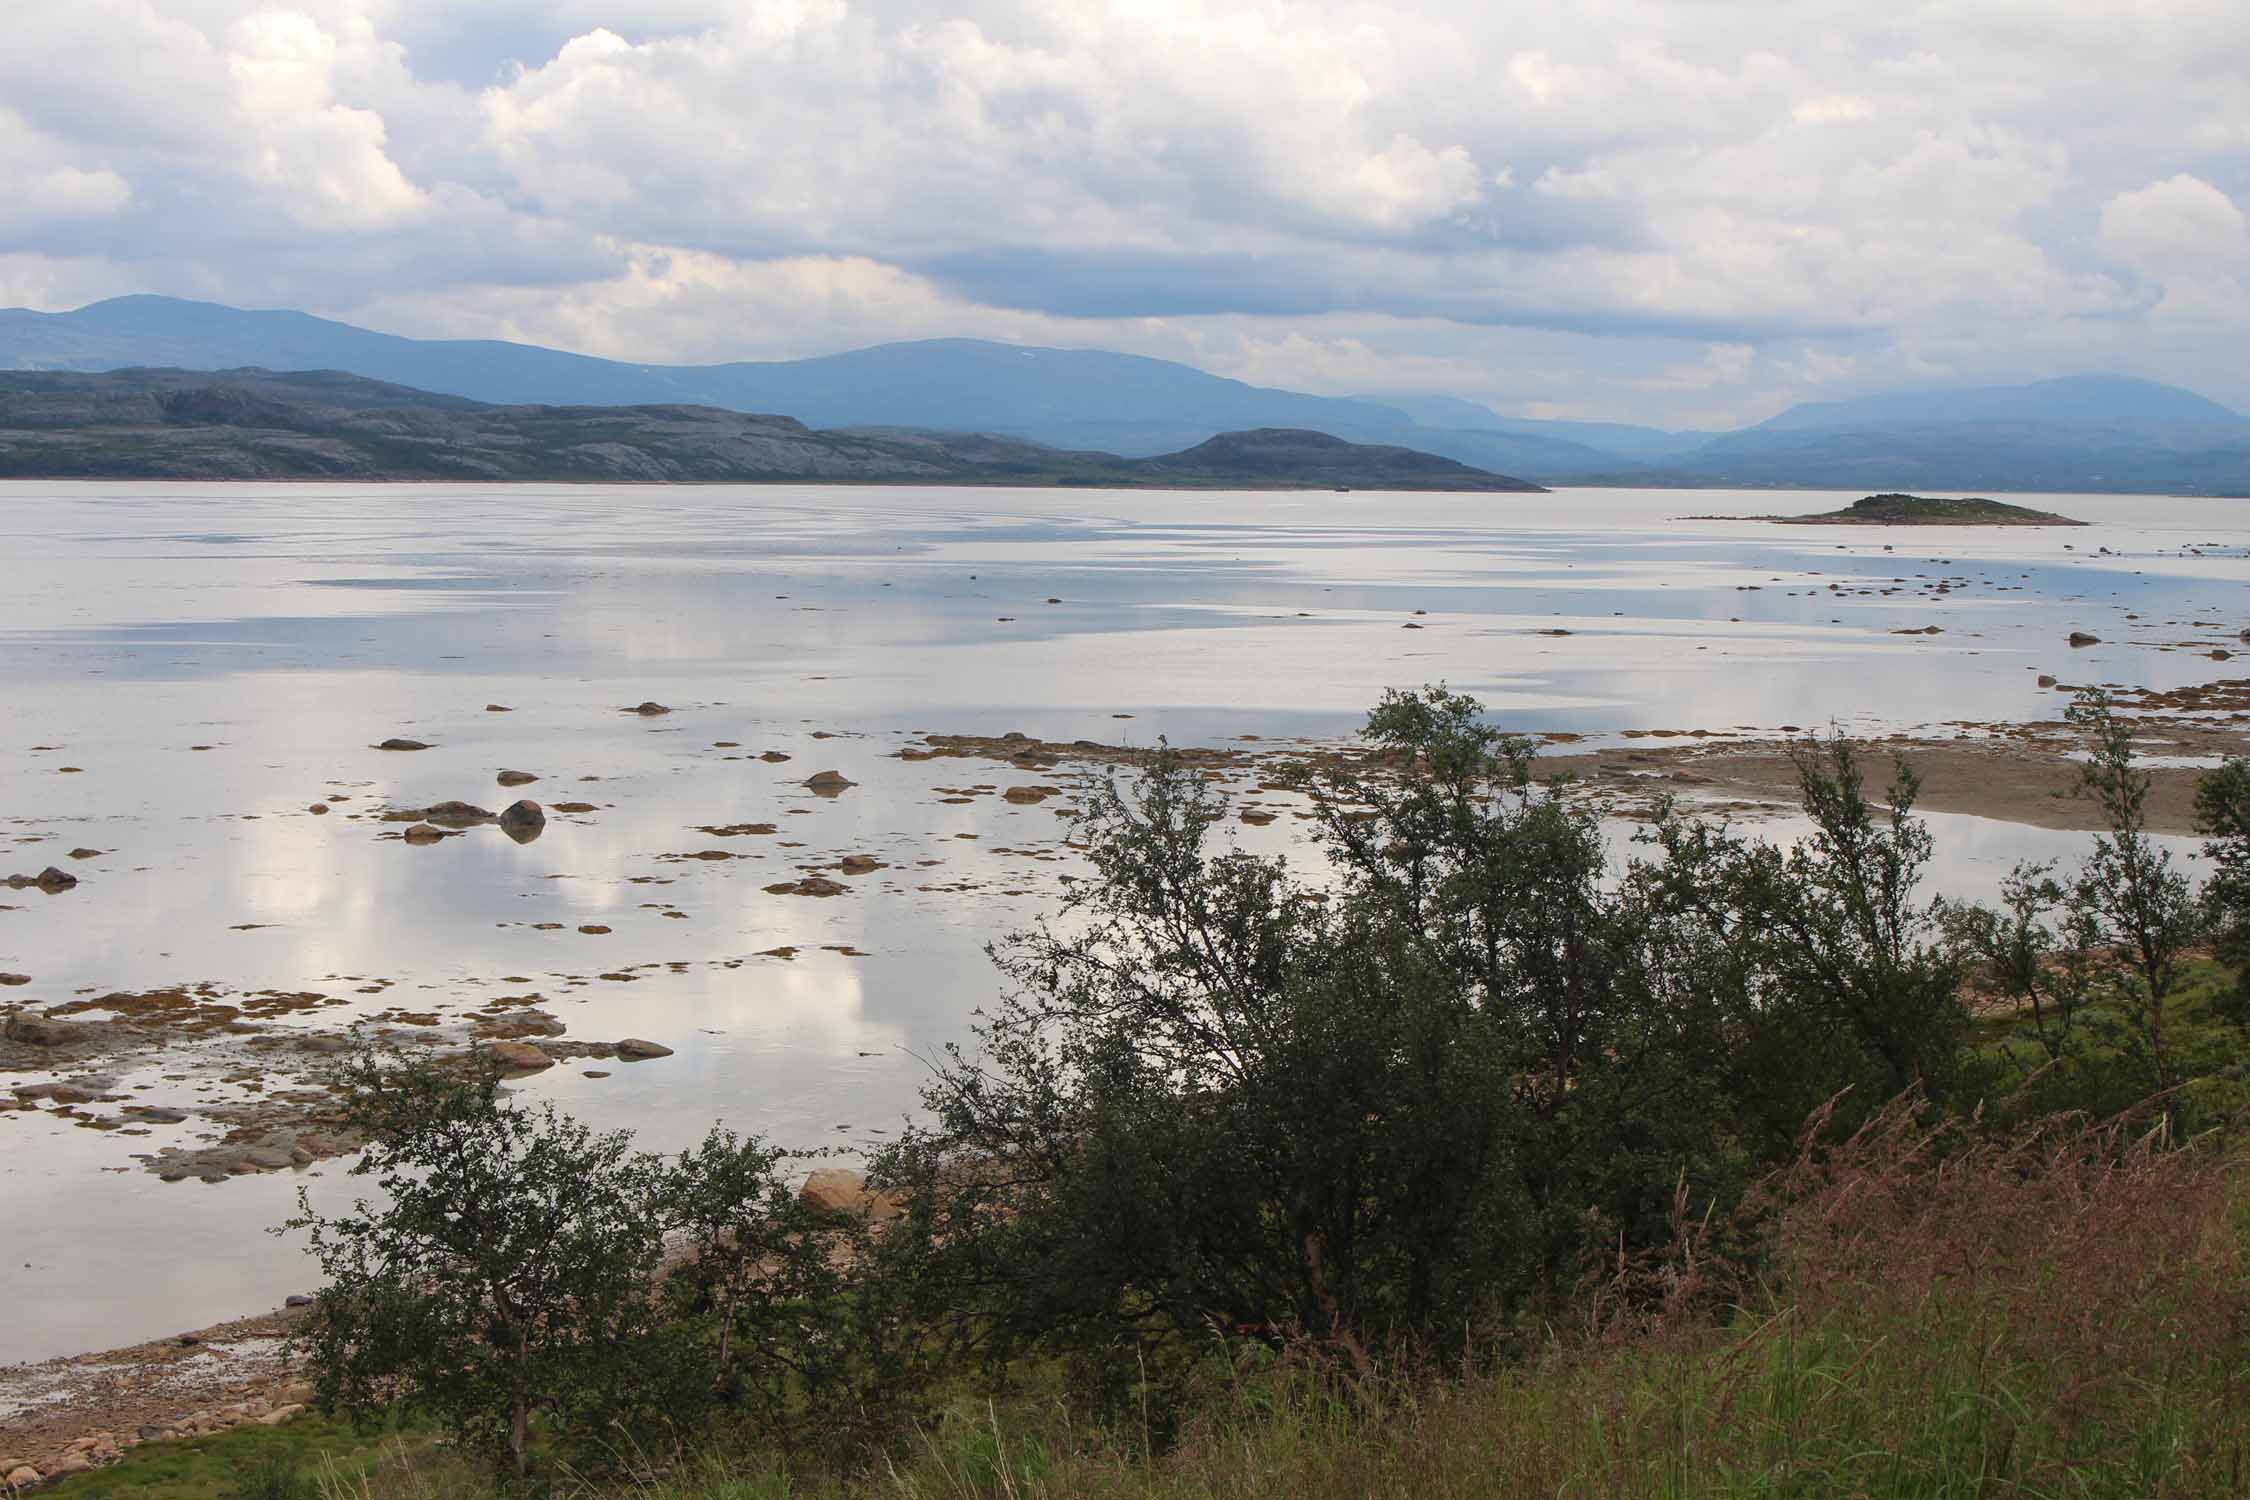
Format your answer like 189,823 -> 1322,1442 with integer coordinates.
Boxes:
0,369 -> 1544,491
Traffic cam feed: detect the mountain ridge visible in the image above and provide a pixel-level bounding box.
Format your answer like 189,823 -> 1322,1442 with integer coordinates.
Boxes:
0,366 -> 1543,491
3,296 -> 2247,493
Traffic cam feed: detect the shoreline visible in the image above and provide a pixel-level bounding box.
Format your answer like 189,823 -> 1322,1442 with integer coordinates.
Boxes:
4,709 -> 2243,1480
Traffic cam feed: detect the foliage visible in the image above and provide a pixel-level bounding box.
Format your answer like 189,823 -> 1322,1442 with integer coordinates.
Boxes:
217,1095 -> 2250,1500
868,688 -> 1971,1397
2195,751 -> 2250,1024
287,1050 -> 678,1478
660,1130 -> 938,1462
270,684 -> 2250,1488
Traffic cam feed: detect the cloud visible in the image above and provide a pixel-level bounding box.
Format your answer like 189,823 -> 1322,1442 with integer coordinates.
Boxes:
0,112 -> 133,231
2097,174 -> 2249,325
0,0 -> 2245,425
2099,174 -> 2249,277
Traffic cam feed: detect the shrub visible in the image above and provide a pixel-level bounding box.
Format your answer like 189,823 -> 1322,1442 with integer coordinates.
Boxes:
288,1049 -> 678,1478
868,688 -> 1970,1391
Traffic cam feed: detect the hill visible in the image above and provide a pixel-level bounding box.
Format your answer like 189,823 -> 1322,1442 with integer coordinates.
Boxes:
1775,493 -> 2088,525
0,368 -> 1542,491
6,297 -> 2249,491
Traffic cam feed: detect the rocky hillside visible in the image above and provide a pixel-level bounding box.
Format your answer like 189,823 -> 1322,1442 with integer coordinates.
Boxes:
0,368 -> 1542,491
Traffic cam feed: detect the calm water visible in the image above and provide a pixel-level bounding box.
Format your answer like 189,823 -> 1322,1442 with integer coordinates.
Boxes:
1,481 -> 2244,1363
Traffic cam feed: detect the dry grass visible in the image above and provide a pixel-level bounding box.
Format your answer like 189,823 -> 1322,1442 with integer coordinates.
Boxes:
298,1101 -> 2249,1500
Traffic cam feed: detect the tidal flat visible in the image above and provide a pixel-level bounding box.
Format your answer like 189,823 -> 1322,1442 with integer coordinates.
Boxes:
2,479 -> 2246,1371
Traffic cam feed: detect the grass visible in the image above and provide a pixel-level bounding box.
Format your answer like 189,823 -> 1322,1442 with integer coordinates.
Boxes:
77,1094 -> 2246,1500
45,1412 -> 429,1500
1963,957 -> 2250,1128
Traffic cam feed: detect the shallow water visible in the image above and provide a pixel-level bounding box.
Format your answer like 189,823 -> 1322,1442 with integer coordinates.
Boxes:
1,481 -> 2244,1363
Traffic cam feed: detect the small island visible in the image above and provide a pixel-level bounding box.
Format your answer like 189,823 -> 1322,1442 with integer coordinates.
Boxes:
1775,493 -> 2088,526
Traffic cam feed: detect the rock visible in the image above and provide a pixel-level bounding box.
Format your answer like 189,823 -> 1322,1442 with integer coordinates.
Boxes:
49,1451 -> 91,1476
2213,649 -> 2233,661
496,769 -> 538,786
400,823 -> 447,845
6,1467 -> 39,1489
259,1404 -> 306,1426
486,703 -> 513,712
759,751 -> 792,763
4,1013 -> 83,1046
0,973 -> 27,986
297,1034 -> 351,1053
127,1106 -> 189,1123
798,1167 -> 903,1221
308,803 -> 330,814
804,770 -> 855,793
17,1079 -> 104,1104
837,854 -> 884,874
28,866 -> 77,892
552,801 -> 598,813
497,800 -> 546,844
419,801 -> 494,826
2036,674 -> 2058,688
2067,631 -> 2099,646
375,738 -> 430,751
283,1296 -> 315,1311
765,876 -> 849,897
67,847 -> 101,859
1001,786 -> 1054,804
632,701 -> 671,716
615,1037 -> 674,1059
487,1040 -> 554,1072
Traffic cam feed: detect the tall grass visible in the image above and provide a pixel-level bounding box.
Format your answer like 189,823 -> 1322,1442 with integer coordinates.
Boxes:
307,1101 -> 2246,1500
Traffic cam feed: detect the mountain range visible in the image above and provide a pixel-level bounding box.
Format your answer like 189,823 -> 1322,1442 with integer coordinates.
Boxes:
0,367 -> 1540,491
4,296 -> 2248,494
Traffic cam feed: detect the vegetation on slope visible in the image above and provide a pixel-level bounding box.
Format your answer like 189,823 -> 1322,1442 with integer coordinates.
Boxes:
0,369 -> 1542,490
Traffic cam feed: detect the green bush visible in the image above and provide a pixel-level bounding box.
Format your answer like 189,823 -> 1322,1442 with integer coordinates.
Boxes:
867,688 -> 1970,1395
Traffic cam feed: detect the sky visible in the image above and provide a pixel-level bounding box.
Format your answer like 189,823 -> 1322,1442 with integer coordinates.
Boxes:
1,0 -> 2246,428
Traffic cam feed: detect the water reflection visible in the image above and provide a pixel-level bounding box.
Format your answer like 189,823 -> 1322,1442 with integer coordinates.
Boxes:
0,481 -> 2245,1361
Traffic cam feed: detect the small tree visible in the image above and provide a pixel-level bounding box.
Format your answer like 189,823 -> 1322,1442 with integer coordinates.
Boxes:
288,1050 -> 675,1479
2064,692 -> 2202,1114
661,1130 -> 932,1459
2193,753 -> 2250,1025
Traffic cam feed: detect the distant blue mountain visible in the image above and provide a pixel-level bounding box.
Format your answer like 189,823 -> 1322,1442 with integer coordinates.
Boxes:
1751,375 -> 2243,436
1350,393 -> 1716,463
2,294 -> 1413,439
4,295 -> 2247,492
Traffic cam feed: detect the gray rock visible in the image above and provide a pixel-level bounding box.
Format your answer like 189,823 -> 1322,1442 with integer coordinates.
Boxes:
497,800 -> 546,844
488,1040 -> 555,1072
4,1013 -> 85,1046
615,1038 -> 674,1059
375,737 -> 431,751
